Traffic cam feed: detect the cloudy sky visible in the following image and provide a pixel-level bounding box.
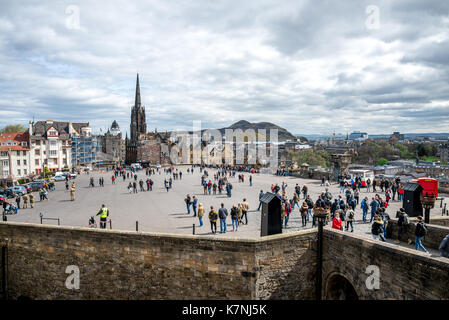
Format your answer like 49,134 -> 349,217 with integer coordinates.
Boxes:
0,0 -> 448,135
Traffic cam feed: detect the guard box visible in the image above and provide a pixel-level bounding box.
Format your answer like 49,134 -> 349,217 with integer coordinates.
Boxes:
416,177 -> 439,198
403,182 -> 423,217
260,192 -> 282,237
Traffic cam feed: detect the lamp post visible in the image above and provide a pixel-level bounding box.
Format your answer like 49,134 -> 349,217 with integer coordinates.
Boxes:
314,210 -> 328,301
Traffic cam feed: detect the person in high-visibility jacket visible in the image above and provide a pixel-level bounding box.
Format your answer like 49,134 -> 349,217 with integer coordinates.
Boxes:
96,204 -> 109,229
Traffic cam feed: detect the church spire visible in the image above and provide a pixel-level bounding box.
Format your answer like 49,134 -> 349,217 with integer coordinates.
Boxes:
135,73 -> 141,108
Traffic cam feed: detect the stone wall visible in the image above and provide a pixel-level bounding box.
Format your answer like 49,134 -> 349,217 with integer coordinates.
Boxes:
254,230 -> 316,299
1,221 -> 449,300
387,219 -> 449,250
0,222 -> 316,300
323,228 -> 449,299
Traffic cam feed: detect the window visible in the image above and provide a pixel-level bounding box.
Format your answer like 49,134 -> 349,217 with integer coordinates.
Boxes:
17,160 -> 20,166
17,169 -> 21,175
24,169 -> 27,175
50,150 -> 57,156
54,158 -> 58,165
23,150 -> 26,156
16,151 -> 20,156
21,142 -> 27,147
0,151 -> 6,157
35,149 -> 40,155
36,140 -> 41,146
35,159 -> 39,166
23,159 -> 27,165
2,160 -> 8,166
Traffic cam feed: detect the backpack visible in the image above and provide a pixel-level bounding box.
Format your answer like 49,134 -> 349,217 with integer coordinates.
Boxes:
416,222 -> 427,237
403,214 -> 409,225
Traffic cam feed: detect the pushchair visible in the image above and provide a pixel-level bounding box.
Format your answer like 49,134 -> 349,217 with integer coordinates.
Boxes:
88,216 -> 97,228
3,203 -> 18,215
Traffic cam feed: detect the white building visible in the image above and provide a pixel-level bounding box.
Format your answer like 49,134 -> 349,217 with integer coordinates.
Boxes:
0,132 -> 31,185
28,120 -> 90,174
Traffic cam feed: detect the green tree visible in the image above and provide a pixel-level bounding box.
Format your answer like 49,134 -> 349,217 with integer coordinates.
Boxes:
0,124 -> 26,133
377,157 -> 388,166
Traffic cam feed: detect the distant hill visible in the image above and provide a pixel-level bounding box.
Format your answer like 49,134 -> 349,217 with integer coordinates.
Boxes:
221,120 -> 307,142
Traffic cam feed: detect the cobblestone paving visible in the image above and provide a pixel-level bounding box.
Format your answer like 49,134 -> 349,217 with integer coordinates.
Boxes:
7,166 -> 448,242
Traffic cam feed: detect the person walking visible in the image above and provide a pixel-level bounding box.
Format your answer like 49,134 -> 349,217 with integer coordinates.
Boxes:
218,203 -> 228,233
197,203 -> 204,227
257,190 -> 264,211
284,200 -> 292,228
369,197 -> 379,223
208,206 -> 218,234
128,182 -> 133,193
133,181 -> 138,193
230,205 -> 239,232
15,194 -> 21,210
415,216 -> 428,253
29,192 -> 34,208
241,198 -> 249,225
96,204 -> 109,229
345,206 -> 355,232
361,196 -> 369,222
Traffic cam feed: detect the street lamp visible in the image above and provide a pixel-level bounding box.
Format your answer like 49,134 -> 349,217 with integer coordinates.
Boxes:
314,209 -> 328,301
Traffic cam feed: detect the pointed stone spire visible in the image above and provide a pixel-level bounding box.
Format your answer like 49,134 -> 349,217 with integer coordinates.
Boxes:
135,73 -> 141,108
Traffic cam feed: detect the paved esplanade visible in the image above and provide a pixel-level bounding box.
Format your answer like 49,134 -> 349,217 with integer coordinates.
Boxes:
7,166 -> 446,240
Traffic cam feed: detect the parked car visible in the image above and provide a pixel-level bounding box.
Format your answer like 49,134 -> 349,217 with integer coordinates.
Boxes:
0,189 -> 15,199
29,180 -> 45,191
53,175 -> 66,181
8,186 -> 28,196
20,184 -> 32,194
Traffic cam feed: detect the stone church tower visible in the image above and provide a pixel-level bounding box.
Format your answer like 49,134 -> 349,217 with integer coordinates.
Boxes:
126,74 -> 147,164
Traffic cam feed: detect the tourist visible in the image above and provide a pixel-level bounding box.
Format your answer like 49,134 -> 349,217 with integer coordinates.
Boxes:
395,208 -> 411,244
439,234 -> 449,258
218,203 -> 228,233
208,206 -> 218,234
300,201 -> 308,227
128,182 -> 133,194
284,200 -> 292,228
197,203 -> 204,227
29,192 -> 34,208
133,181 -> 138,193
371,214 -> 385,241
415,216 -> 428,253
332,212 -> 343,231
241,198 -> 249,225
369,197 -> 379,223
366,178 -> 371,192
361,197 -> 369,222
230,205 -> 239,232
139,179 -> 145,191
185,194 -> 192,214
192,196 -> 198,217
257,190 -> 264,211
345,206 -> 355,232
22,193 -> 28,209
398,184 -> 404,201
292,192 -> 300,210
237,203 -> 243,225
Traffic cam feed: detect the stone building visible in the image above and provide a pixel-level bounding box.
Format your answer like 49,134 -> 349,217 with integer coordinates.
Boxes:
125,74 -> 147,164
439,143 -> 448,164
100,120 -> 125,163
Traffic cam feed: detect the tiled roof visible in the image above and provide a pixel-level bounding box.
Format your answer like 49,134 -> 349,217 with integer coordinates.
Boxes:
0,132 -> 30,151
31,121 -> 89,137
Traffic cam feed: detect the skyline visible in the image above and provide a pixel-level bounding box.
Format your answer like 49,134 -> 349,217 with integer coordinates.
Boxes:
1,1 -> 449,135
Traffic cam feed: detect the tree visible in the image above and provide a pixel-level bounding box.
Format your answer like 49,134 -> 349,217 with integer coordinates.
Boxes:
288,149 -> 330,168
377,158 -> 388,166
0,124 -> 26,133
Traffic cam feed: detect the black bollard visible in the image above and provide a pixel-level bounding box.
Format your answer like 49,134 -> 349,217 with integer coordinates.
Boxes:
136,221 -> 139,232
109,219 -> 112,229
193,224 -> 195,235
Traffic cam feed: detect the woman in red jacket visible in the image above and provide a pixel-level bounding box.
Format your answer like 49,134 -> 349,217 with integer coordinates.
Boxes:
332,212 -> 343,231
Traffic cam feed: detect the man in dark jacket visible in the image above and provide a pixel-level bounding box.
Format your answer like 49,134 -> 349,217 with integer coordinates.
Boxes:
218,203 -> 228,234
415,216 -> 428,253
395,208 -> 411,244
